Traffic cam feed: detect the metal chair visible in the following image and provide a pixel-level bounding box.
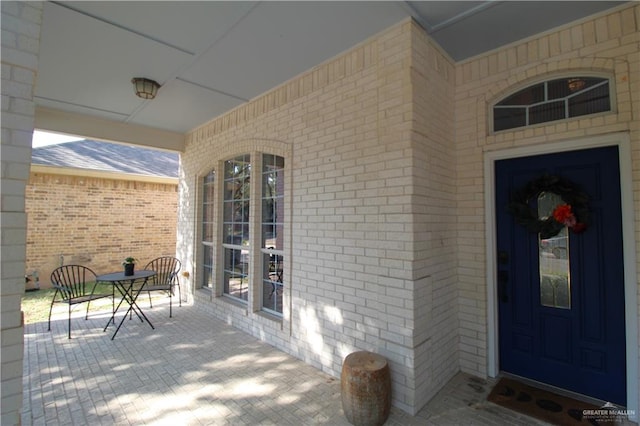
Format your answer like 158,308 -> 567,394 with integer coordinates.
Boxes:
48,265 -> 112,339
143,256 -> 181,317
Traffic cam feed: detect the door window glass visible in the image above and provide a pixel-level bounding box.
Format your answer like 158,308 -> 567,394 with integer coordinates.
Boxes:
538,192 -> 570,309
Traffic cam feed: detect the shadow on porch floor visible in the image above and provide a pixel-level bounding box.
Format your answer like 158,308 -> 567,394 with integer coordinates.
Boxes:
23,298 -> 577,425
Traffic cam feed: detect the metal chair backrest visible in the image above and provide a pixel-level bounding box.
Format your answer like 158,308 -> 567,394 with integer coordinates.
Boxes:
143,256 -> 182,317
50,265 -> 99,299
145,256 -> 181,285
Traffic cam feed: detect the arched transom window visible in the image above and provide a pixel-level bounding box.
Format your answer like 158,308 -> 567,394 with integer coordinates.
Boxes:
493,76 -> 611,132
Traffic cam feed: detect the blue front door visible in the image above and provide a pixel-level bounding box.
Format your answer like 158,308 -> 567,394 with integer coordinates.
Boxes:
495,146 -> 626,404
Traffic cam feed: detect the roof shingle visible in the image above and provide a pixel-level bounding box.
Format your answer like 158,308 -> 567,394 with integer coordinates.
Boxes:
32,140 -> 179,178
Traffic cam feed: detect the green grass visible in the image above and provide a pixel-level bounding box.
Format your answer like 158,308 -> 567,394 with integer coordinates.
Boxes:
21,283 -> 164,324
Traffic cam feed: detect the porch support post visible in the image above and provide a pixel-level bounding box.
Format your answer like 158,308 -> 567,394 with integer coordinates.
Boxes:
1,2 -> 43,425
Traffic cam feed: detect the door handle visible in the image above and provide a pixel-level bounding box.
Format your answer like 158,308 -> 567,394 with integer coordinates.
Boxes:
498,270 -> 509,303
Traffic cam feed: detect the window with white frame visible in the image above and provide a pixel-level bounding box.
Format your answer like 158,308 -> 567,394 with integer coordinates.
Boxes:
201,169 -> 215,289
493,76 -> 611,132
204,152 -> 285,315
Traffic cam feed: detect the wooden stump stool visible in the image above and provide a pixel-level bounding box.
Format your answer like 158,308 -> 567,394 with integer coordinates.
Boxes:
341,351 -> 391,426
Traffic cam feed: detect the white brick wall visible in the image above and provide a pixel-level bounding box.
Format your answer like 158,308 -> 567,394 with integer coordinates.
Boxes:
182,20 -> 449,413
408,23 -> 459,408
1,2 -> 42,424
182,4 -> 640,416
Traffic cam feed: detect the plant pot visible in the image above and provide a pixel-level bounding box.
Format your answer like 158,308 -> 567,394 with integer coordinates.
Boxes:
124,263 -> 135,276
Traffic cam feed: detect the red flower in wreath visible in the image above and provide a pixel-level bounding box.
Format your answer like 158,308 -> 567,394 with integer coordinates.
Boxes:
553,204 -> 574,225
553,204 -> 586,233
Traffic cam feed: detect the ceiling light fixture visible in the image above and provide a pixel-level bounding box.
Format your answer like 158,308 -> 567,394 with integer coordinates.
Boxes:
131,77 -> 161,99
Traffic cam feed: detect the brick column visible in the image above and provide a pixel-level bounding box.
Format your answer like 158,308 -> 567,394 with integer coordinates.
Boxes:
1,2 -> 43,425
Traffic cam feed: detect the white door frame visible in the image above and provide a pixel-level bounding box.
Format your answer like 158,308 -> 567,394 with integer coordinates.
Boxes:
484,132 -> 638,418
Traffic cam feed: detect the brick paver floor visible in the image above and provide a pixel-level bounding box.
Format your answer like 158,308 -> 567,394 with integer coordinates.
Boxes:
23,298 -> 553,425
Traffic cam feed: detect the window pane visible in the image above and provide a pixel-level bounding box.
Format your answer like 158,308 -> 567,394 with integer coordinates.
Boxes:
241,200 -> 250,222
261,154 -> 284,314
547,79 -> 571,100
204,171 -> 215,184
569,81 -> 610,118
202,170 -> 215,285
494,107 -> 527,131
235,224 -> 248,244
223,181 -> 234,200
263,225 -> 276,248
498,83 -> 544,105
263,173 -> 274,198
230,200 -> 240,220
263,153 -> 274,168
202,169 -> 215,244
223,228 -> 235,245
529,100 -> 565,125
262,224 -> 284,250
202,197 -> 215,242
225,154 -> 250,179
568,77 -> 606,92
538,192 -> 570,309
224,247 -> 248,301
264,197 -> 283,223
262,198 -> 274,223
203,202 -> 213,223
262,251 -> 283,314
203,218 -> 213,243
203,183 -> 213,201
202,245 -> 214,288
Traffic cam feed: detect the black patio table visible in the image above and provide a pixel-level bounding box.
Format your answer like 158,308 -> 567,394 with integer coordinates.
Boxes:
97,270 -> 156,340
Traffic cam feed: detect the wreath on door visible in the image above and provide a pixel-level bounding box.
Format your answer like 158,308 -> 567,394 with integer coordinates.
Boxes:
507,174 -> 589,239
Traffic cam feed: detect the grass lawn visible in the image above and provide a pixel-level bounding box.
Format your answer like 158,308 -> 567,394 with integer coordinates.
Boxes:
21,283 -> 165,324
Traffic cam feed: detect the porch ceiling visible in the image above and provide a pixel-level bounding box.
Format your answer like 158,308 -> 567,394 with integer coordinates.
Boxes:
35,1 -> 626,140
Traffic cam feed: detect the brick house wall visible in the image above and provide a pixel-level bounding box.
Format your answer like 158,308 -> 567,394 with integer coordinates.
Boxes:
1,2 -> 42,424
180,20 -> 458,413
179,3 -> 639,416
25,168 -> 178,287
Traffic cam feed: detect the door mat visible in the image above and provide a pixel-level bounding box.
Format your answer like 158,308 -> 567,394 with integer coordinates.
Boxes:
487,377 -> 619,425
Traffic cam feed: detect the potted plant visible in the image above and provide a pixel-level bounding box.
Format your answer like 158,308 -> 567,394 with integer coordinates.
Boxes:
123,257 -> 137,276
